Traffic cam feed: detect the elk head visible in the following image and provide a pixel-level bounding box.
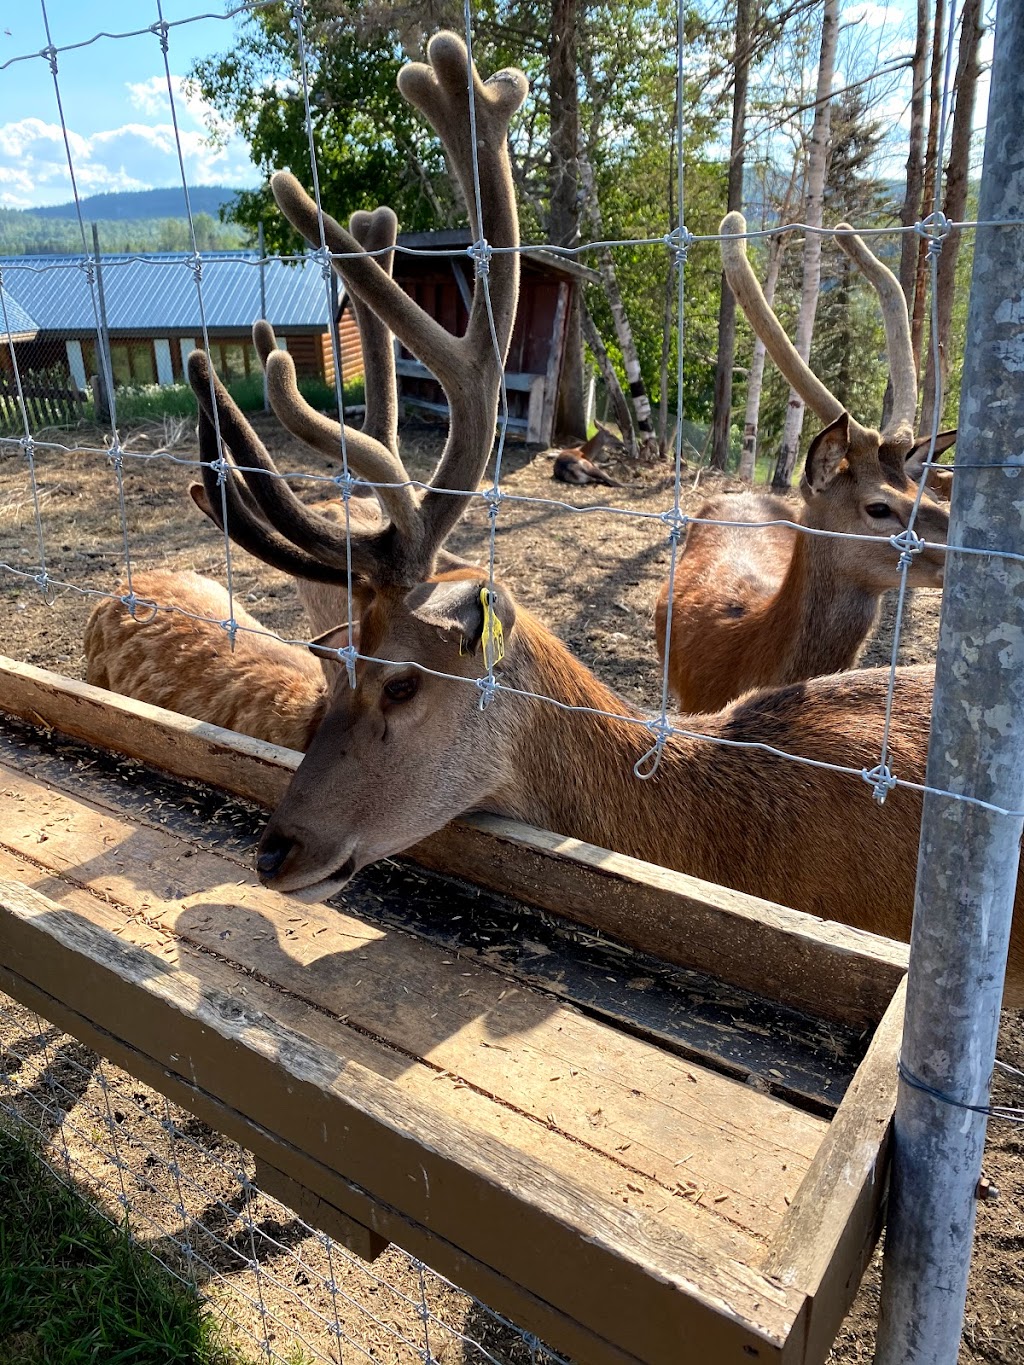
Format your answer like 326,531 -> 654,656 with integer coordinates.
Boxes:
188,32 -> 530,900
721,212 -> 954,590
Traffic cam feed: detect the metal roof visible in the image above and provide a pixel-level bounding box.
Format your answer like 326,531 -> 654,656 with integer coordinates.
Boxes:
0,252 -> 333,337
0,282 -> 39,341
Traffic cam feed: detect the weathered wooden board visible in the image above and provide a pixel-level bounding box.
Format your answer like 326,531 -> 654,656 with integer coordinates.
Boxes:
0,655 -> 909,1028
0,876 -> 809,1364
0,760 -> 825,1240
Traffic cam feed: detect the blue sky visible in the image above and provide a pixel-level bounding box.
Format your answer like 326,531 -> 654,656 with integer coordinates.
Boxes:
0,0 -> 260,208
0,1 -> 989,212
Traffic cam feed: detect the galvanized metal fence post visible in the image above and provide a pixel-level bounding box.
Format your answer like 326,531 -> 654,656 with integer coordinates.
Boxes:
874,1 -> 1024,1360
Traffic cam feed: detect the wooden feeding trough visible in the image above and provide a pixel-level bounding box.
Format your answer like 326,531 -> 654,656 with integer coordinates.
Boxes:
0,655 -> 909,1365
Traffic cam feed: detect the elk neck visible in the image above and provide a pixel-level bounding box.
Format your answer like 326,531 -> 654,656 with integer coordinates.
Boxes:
743,523 -> 882,686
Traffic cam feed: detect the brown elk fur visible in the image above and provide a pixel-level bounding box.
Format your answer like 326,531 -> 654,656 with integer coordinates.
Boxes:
84,570 -> 327,751
549,428 -> 622,486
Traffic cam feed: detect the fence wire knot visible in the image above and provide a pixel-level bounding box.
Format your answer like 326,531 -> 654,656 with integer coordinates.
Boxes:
333,469 -> 357,502
189,251 -> 203,285
915,211 -> 953,257
665,224 -> 695,270
213,455 -> 229,487
634,716 -> 672,780
313,244 -> 333,282
79,258 -> 96,287
862,761 -> 898,804
108,440 -> 124,474
889,525 -> 925,568
150,19 -> 170,53
476,673 -> 497,711
40,44 -> 58,75
468,238 -> 493,277
221,616 -> 239,649
335,642 -> 358,689
19,435 -> 35,461
659,507 -> 690,544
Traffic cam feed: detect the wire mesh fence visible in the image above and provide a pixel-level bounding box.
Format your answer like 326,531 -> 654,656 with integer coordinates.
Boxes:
0,0 -> 1022,1360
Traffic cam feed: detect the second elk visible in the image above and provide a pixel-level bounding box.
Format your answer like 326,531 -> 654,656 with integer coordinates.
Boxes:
188,34 -> 1023,1006
655,212 -> 956,713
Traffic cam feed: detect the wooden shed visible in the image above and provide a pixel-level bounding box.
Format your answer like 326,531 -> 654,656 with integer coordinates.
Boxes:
364,229 -> 598,445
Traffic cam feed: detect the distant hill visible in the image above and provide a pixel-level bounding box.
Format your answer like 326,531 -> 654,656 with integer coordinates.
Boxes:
21,186 -> 242,222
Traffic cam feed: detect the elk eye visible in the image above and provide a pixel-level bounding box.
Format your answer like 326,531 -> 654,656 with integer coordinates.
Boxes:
383,675 -> 419,705
865,502 -> 892,519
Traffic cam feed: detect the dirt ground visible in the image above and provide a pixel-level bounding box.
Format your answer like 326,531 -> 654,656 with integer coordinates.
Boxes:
0,415 -> 1020,1363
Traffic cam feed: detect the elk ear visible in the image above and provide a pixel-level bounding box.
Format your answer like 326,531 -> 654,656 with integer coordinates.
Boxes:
406,577 -> 517,659
188,481 -> 223,528
308,622 -> 361,660
802,413 -> 852,495
903,429 -> 958,480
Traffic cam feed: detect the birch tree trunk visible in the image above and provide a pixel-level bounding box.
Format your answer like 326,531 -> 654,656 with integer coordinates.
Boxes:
579,153 -> 659,460
920,0 -> 983,428
738,232 -> 789,480
710,0 -> 755,471
770,0 -> 839,490
581,303 -> 637,457
911,0 -> 946,375
549,0 -> 587,441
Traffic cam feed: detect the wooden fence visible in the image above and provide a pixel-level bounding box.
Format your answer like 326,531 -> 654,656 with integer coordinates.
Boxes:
0,369 -> 87,431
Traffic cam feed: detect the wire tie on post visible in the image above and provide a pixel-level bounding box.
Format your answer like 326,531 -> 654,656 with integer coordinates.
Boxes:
862,761 -> 898,805
634,716 -> 672,780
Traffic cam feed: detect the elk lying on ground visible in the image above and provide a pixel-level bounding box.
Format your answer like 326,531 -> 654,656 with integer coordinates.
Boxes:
655,212 -> 957,713
549,427 -> 622,487
84,570 -> 330,750
185,33 -> 1022,1007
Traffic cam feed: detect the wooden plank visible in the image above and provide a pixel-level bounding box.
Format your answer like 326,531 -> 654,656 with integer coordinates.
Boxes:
0,658 -> 909,1028
539,282 -> 569,445
0,876 -> 807,1364
0,961 -> 643,1365
0,763 -> 825,1239
527,374 -> 547,444
759,978 -> 906,1365
253,1158 -> 389,1263
395,358 -> 542,394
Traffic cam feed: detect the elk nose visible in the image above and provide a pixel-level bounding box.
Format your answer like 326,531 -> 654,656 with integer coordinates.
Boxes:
256,833 -> 293,882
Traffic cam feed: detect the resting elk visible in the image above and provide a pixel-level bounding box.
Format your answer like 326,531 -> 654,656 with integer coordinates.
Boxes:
549,427 -> 623,487
184,33 -> 1023,1007
84,569 -> 329,751
655,211 -> 957,714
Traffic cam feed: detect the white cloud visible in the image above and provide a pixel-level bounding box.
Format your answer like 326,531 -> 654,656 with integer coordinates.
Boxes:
844,3 -> 899,27
0,75 -> 256,209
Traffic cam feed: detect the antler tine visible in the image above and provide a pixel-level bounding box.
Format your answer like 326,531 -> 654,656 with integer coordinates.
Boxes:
347,206 -> 400,455
834,222 -> 917,449
720,212 -> 845,427
188,350 -> 395,578
272,33 -> 527,567
194,411 -> 349,585
252,320 -> 422,546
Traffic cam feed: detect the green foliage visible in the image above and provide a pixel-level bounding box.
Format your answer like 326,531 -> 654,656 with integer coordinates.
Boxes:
0,211 -> 251,256
100,374 -> 363,426
0,1127 -> 243,1364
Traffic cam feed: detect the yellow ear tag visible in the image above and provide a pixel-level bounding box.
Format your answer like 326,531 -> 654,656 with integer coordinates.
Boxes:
479,586 -> 505,671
